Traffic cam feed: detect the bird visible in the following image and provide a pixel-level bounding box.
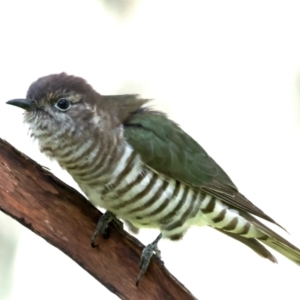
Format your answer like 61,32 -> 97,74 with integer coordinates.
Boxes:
7,73 -> 300,285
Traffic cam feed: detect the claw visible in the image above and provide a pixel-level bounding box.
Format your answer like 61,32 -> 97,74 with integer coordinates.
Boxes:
91,211 -> 118,247
136,233 -> 162,286
91,240 -> 98,248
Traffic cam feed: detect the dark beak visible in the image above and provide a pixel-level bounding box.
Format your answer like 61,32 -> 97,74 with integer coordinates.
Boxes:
6,99 -> 33,110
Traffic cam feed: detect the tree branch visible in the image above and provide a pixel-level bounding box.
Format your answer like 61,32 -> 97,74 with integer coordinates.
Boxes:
0,139 -> 196,300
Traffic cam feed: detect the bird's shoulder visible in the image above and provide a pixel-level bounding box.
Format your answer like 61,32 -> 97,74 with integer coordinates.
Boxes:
123,106 -> 236,189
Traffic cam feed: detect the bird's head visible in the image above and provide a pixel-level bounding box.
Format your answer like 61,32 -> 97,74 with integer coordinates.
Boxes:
6,73 -> 102,139
7,73 -> 149,142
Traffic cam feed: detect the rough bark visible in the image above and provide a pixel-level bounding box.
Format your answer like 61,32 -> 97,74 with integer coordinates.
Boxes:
0,139 -> 196,300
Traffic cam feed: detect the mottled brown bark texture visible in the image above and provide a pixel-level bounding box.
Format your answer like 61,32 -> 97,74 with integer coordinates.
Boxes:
0,139 -> 196,300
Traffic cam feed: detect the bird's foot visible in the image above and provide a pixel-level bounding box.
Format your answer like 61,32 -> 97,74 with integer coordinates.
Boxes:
91,211 -> 122,247
136,233 -> 162,286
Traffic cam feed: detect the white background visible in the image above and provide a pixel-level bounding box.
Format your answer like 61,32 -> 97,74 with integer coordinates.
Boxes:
0,1 -> 300,299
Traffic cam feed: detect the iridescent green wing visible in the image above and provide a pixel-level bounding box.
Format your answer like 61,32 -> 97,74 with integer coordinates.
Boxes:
124,110 -> 236,188
124,109 -> 282,227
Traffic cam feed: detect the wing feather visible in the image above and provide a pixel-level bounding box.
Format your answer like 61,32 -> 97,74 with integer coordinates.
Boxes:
124,108 -> 284,230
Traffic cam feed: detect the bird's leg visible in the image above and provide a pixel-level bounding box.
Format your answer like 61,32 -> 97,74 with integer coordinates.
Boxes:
91,211 -> 122,247
136,233 -> 162,286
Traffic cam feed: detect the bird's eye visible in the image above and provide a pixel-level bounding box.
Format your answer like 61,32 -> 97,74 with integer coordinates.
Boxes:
55,98 -> 71,111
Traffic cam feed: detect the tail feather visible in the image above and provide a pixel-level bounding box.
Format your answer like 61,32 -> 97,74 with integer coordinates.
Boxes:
262,238 -> 300,266
215,228 -> 277,263
241,212 -> 300,266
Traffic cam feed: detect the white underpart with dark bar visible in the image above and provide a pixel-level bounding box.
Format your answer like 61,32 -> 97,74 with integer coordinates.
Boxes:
31,121 -> 265,241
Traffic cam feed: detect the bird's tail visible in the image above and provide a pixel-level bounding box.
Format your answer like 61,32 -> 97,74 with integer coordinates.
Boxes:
242,213 -> 300,266
262,237 -> 300,266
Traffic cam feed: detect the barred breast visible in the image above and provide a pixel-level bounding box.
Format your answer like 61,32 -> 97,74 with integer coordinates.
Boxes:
67,142 -> 266,241
34,122 -> 266,241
